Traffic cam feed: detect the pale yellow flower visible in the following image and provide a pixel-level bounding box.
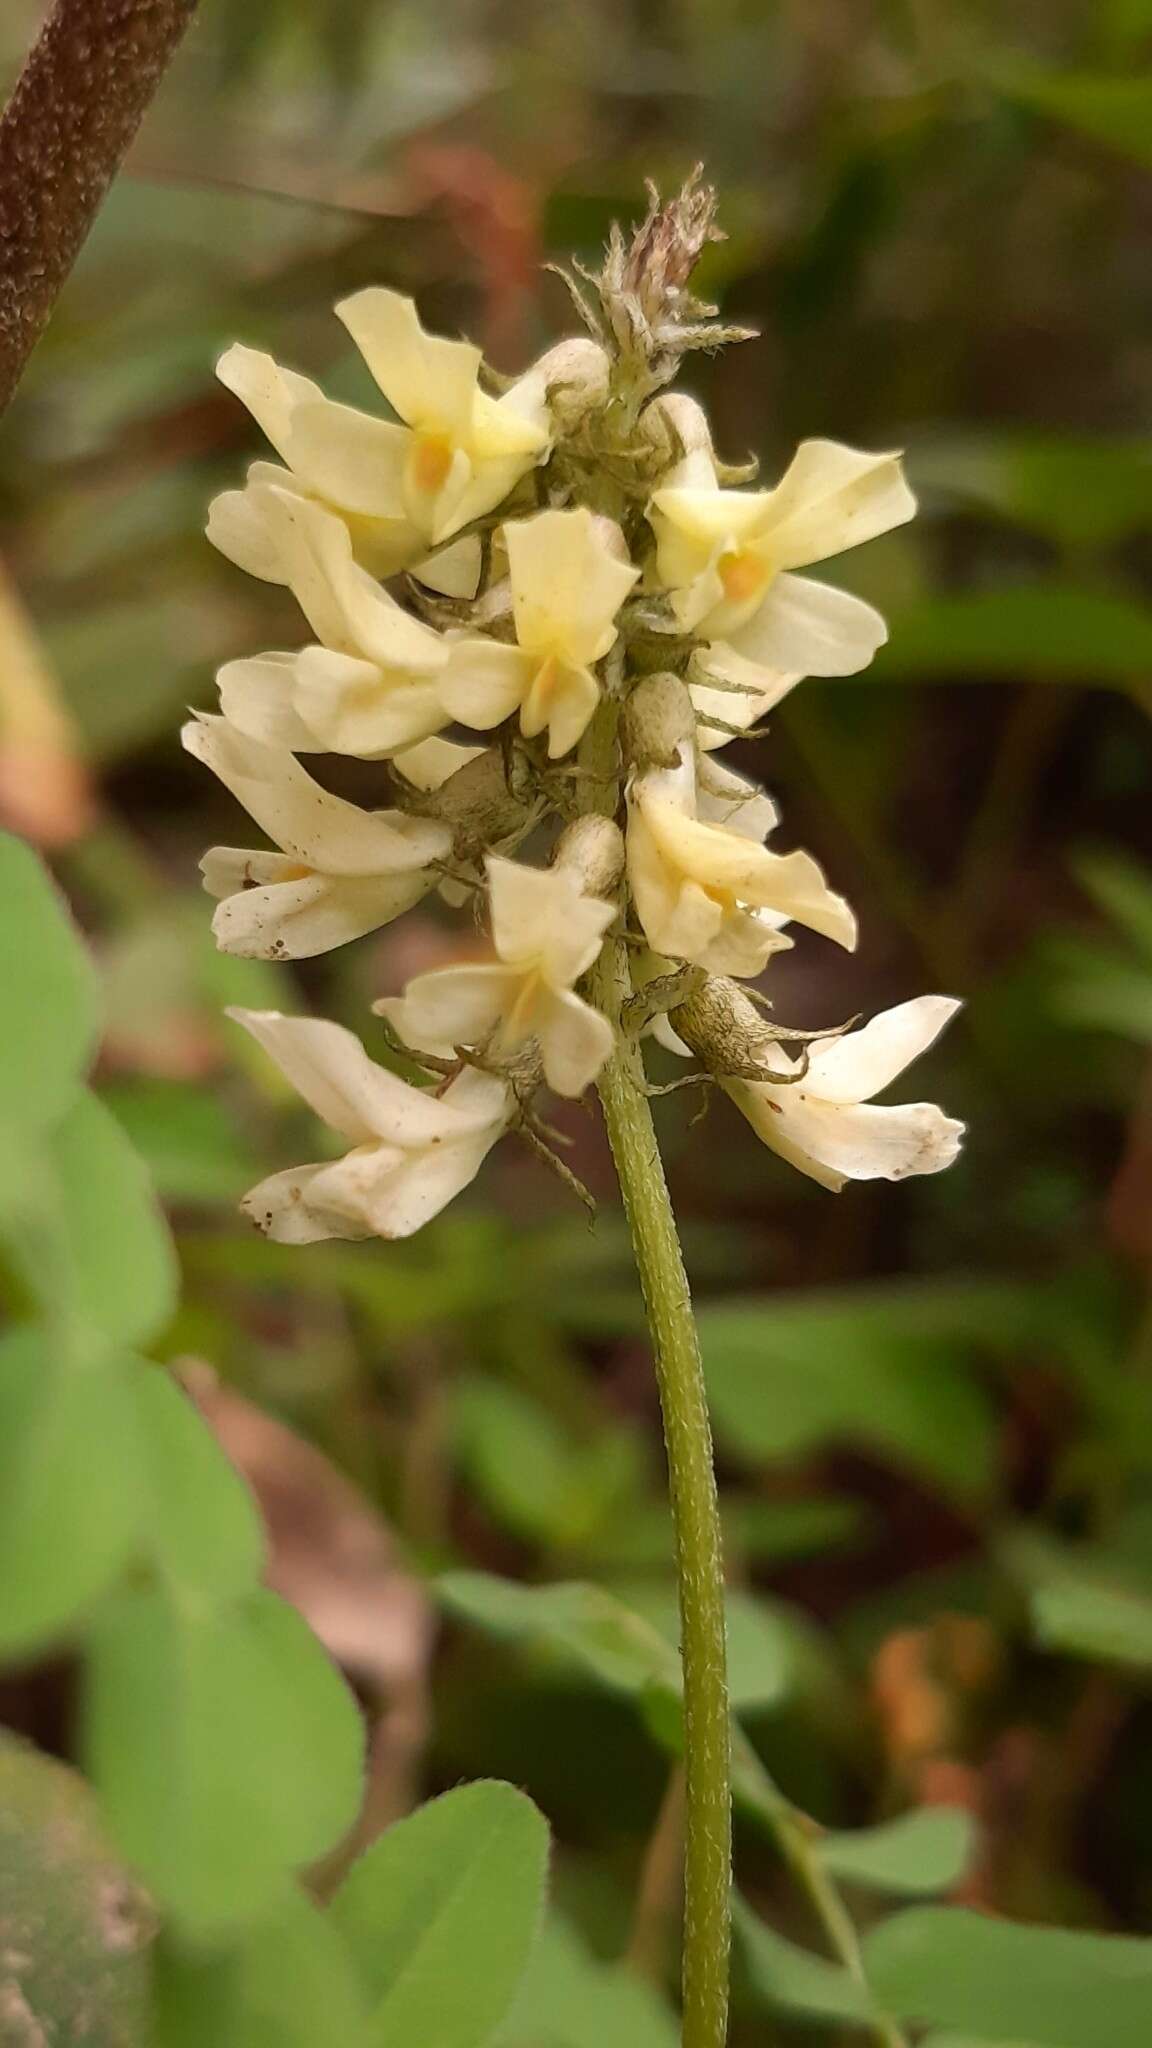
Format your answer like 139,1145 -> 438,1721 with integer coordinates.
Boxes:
377,853 -> 616,1096
439,507 -> 639,758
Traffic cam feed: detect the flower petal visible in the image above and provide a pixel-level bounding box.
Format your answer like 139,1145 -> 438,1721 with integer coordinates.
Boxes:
505,508 -> 638,667
728,573 -> 887,678
438,637 -> 534,729
228,1008 -> 500,1146
729,1080 -> 965,1190
255,487 -> 445,673
240,1162 -> 368,1244
392,736 -> 486,790
753,439 -> 916,571
696,756 -> 778,843
292,646 -> 447,758
487,856 -> 614,982
208,863 -> 431,958
182,714 -> 449,874
413,537 -> 483,599
691,643 -> 803,749
216,345 -> 324,462
376,964 -> 517,1058
537,987 -> 615,1096
335,288 -> 481,437
805,996 -> 962,1104
638,795 -> 857,949
216,653 -> 321,750
281,396 -> 414,523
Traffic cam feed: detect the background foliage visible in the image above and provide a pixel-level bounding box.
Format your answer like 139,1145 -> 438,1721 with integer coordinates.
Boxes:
3,0 -> 1152,2041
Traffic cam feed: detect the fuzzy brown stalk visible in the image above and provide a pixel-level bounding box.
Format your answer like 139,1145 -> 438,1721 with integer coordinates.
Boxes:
0,0 -> 199,415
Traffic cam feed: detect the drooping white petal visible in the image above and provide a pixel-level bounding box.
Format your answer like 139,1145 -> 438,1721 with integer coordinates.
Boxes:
535,987 -> 615,1096
636,794 -> 857,950
438,637 -> 534,730
206,482 -> 284,583
696,756 -> 779,843
727,573 -> 887,678
335,288 -> 482,437
253,487 -> 445,674
239,1163 -> 363,1244
749,439 -> 915,571
504,508 -> 639,666
205,858 -> 432,959
216,653 -> 321,751
377,964 -> 519,1058
728,1081 -> 965,1192
182,715 -> 449,875
803,996 -> 963,1105
228,1009 -> 504,1145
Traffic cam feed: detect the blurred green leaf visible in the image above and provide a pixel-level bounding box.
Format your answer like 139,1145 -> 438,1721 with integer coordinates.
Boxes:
723,1495 -> 868,1565
86,1585 -> 364,1930
0,1331 -> 145,1655
331,1782 -> 549,2048
913,434 -> 1152,552
995,69 -> 1152,172
863,1907 -> 1152,2046
494,1918 -> 678,2048
0,832 -> 99,1134
876,586 -> 1152,682
438,1572 -> 682,1699
699,1285 -> 1010,1497
818,1808 -> 975,1896
132,1368 -> 265,1600
154,1890 -> 369,2048
1073,851 -> 1152,963
0,1734 -> 154,2044
453,1377 -> 641,1551
45,1090 -> 179,1350
102,1079 -> 255,1205
734,1895 -> 877,2027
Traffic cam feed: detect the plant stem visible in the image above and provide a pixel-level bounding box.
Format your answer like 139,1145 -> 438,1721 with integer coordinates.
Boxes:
0,0 -> 200,415
581,692 -> 730,2047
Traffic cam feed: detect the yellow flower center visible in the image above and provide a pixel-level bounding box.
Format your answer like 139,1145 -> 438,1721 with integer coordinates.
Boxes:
277,863 -> 314,882
411,433 -> 455,496
717,548 -> 769,606
503,970 -> 544,1045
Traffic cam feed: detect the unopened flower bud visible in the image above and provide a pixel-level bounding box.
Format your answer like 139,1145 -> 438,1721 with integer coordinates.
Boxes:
622,672 -> 697,771
552,814 -> 624,899
671,974 -> 778,1079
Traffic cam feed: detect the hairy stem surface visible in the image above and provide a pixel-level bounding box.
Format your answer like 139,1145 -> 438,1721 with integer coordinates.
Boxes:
0,0 -> 200,415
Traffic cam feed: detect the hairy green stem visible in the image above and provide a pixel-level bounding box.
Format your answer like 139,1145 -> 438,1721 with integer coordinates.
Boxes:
582,695 -> 731,2048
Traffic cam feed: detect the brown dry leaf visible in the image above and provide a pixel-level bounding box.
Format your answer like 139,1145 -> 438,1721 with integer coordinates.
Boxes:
184,1364 -> 435,1841
0,559 -> 94,847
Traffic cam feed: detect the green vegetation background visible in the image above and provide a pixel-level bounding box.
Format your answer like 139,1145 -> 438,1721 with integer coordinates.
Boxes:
3,0 -> 1152,2037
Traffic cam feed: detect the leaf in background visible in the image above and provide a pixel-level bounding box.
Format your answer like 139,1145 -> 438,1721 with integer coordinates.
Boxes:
1032,1578 -> 1152,1670
153,1889 -> 369,2048
0,1734 -> 154,2045
0,830 -> 99,1133
0,1331 -> 146,1655
85,1585 -> 364,1930
733,1895 -> 877,2027
699,1286 -> 1009,1497
1043,934 -> 1152,1042
438,1572 -> 682,1698
723,1495 -> 868,1565
132,1368 -> 265,1601
331,1782 -> 549,2048
818,1808 -> 975,1896
863,1907 -> 1152,2047
45,1090 -> 179,1350
875,586 -> 1152,683
102,1078 -> 256,1204
911,434 -> 1152,552
994,69 -> 1152,172
1072,850 -> 1152,963
617,1582 -> 822,1716
494,1917 -> 678,2048
453,1376 -> 641,1551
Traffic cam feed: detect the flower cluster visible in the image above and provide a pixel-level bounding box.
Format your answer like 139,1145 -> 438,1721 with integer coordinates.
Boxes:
189,189 -> 964,1242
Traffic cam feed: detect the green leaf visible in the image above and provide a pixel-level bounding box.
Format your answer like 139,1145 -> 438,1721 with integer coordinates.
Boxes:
819,1809 -> 975,1896
1031,1577 -> 1152,1670
996,69 -> 1152,173
0,832 -> 99,1133
733,1896 -> 876,2028
875,586 -> 1152,683
0,1734 -> 154,2045
494,1918 -> 678,2048
453,1377 -> 639,1550
700,1286 -> 1005,1497
1072,851 -> 1152,964
617,1582 -> 798,1714
863,1907 -> 1152,2047
102,1078 -> 256,1205
0,1330 -> 146,1654
438,1572 -> 682,1697
85,1585 -> 364,1930
912,434 -> 1152,552
331,1782 -> 549,2048
131,1368 -> 265,1601
154,1890 -> 369,2048
44,1091 -> 179,1349
723,1495 -> 867,1565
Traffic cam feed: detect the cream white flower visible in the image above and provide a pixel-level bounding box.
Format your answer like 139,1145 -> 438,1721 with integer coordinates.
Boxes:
215,488 -> 454,758
182,715 -> 450,958
229,1008 -> 513,1241
725,995 -> 965,1191
438,507 -> 639,757
627,739 -> 855,975
377,853 -> 616,1096
649,437 -> 915,687
209,291 -> 557,584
